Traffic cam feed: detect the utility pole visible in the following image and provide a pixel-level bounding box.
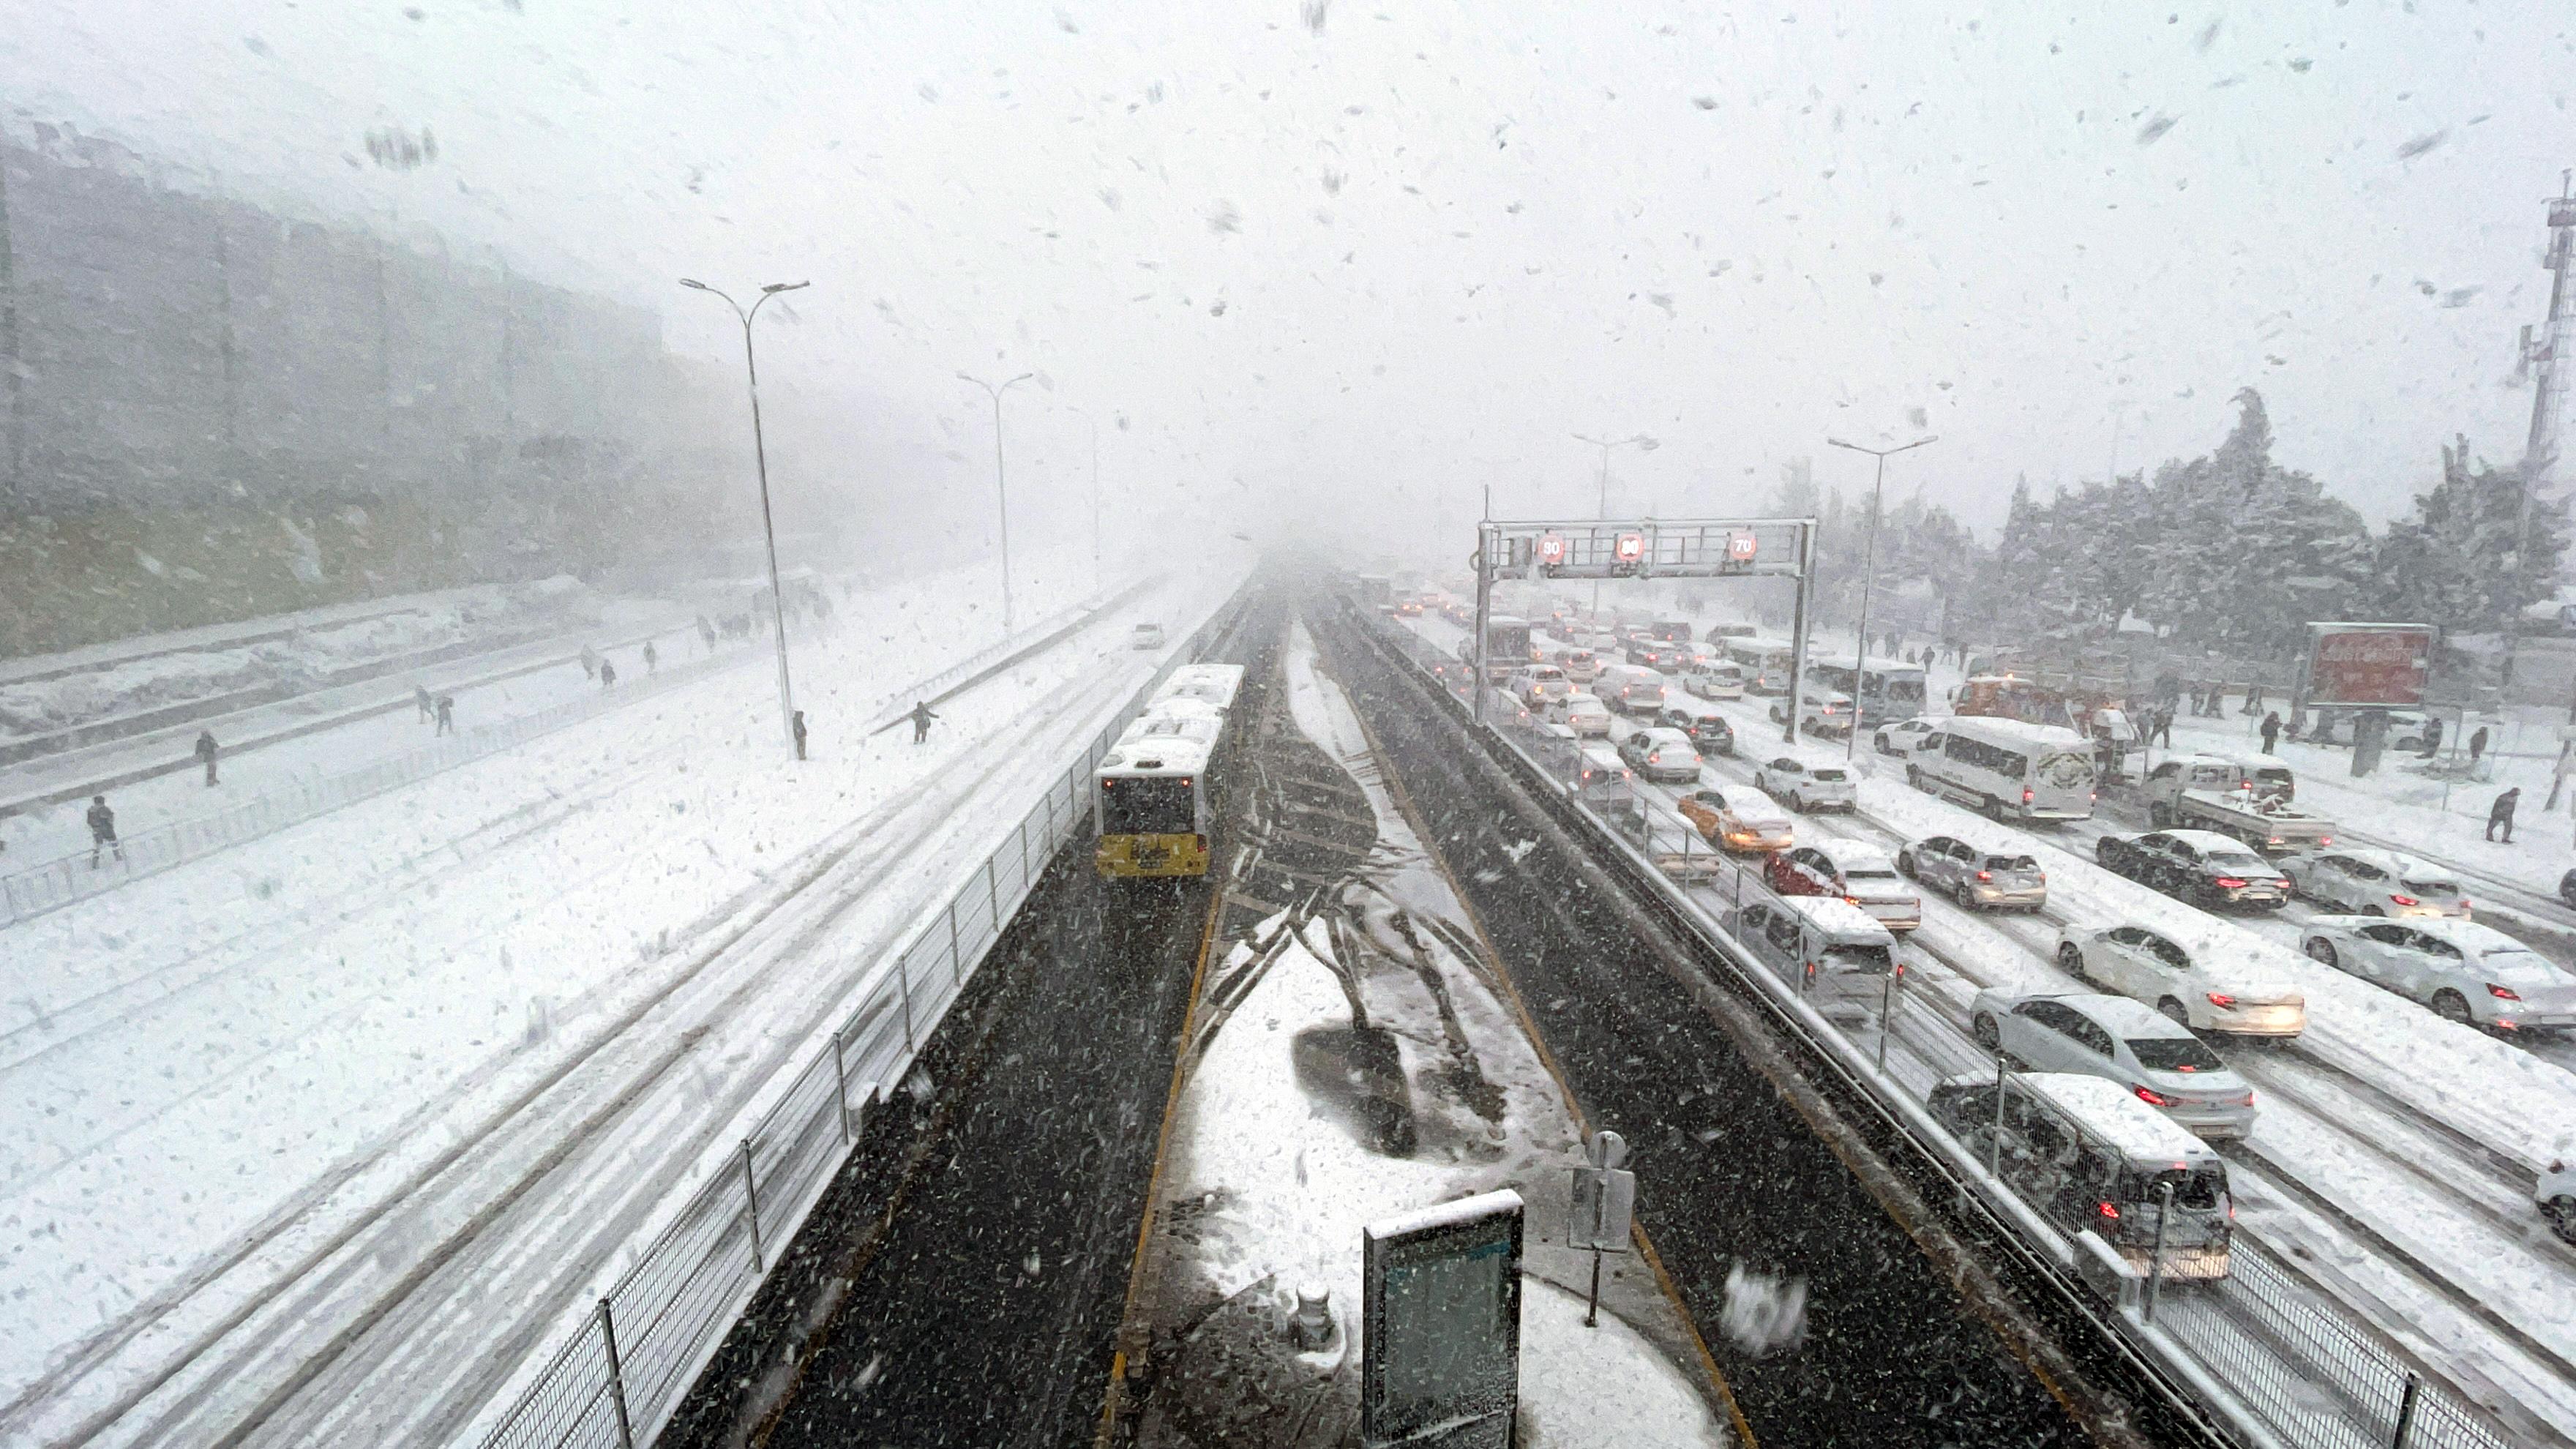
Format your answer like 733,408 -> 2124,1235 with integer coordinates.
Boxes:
0,143 -> 19,493
1826,435 -> 1938,760
681,277 -> 811,756
2506,175 -> 2576,699
959,371 -> 1036,632
1572,433 -> 1658,618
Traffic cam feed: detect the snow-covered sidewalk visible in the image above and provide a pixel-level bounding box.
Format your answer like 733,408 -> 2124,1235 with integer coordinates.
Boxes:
1126,622 -> 1733,1448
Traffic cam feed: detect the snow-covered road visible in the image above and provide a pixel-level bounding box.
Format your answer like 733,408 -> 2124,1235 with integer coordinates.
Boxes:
0,555 -> 1243,1447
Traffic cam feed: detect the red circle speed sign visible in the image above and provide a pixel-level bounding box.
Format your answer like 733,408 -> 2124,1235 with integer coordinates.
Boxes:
1537,533 -> 1568,565
1614,531 -> 1645,562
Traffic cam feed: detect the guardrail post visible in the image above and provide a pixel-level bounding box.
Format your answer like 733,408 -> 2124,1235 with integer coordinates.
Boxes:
1989,1055 -> 2008,1179
739,1138 -> 765,1273
987,855 -> 1003,926
596,1296 -> 636,1449
2389,1372 -> 2421,1449
831,1030 -> 853,1144
2144,1179 -> 2172,1323
1876,969 -> 1895,1071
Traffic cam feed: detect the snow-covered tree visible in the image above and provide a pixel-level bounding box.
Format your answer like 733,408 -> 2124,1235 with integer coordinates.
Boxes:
2371,435 -> 2571,632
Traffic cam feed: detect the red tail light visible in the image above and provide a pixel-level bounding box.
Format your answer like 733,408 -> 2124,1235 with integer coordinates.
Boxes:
1843,896 -> 1862,908
2389,894 -> 2418,907
2134,1085 -> 2171,1107
2021,787 -> 2034,803
2097,1200 -> 2121,1220
2490,984 -> 2523,1001
2459,896 -> 2471,910
2206,992 -> 2238,1009
2212,877 -> 2248,889
1975,869 -> 1993,882
2318,836 -> 2334,846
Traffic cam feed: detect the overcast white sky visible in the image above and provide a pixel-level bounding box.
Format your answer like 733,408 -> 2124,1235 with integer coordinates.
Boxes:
10,0 -> 2575,551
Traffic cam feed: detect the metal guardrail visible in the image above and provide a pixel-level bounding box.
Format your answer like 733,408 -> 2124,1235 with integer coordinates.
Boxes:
1364,610 -> 2517,1449
468,591 -> 1244,1449
0,643 -> 750,927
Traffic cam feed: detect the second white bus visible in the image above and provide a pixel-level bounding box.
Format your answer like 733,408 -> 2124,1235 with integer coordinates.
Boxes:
1905,716 -> 2097,823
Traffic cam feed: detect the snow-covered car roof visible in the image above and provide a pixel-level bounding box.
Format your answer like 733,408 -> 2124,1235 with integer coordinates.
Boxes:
2108,917 -> 2304,997
1772,894 -> 1893,939
2002,991 -> 2193,1039
2146,828 -> 2275,857
2310,848 -> 2457,883
1698,787 -> 1789,820
1560,692 -> 1608,709
2018,1073 -> 2222,1164
1626,725 -> 1694,746
2315,915 -> 2528,955
1808,839 -> 1897,874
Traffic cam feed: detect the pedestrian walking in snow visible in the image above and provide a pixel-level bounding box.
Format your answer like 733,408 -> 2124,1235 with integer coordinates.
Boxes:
416,685 -> 435,723
2422,716 -> 2444,760
2152,707 -> 2174,749
697,615 -> 717,655
2259,711 -> 2282,755
435,694 -> 455,735
643,641 -> 658,675
2469,726 -> 2490,770
2488,786 -> 2522,843
580,644 -> 599,680
599,659 -> 617,689
2244,681 -> 2266,715
2550,744 -> 2574,812
792,709 -> 809,761
87,795 -> 121,867
194,729 -> 220,786
909,700 -> 939,744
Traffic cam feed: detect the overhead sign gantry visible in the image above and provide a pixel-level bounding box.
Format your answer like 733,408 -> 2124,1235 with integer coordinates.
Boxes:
1469,515 -> 1821,740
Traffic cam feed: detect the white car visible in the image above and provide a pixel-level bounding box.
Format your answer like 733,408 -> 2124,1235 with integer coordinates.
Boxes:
1553,648 -> 1603,686
1677,787 -> 1792,853
2300,916 -> 2576,1032
2280,849 -> 2470,919
2542,1161 -> 2576,1245
1767,840 -> 1920,932
1768,689 -> 1856,738
1510,664 -> 1573,708
1753,755 -> 1857,813
1872,717 -> 1941,757
2053,921 -> 2307,1038
1967,990 -> 2258,1139
1616,726 -> 1703,783
1553,692 -> 1613,738
1131,622 -> 1167,648
1683,662 -> 1745,700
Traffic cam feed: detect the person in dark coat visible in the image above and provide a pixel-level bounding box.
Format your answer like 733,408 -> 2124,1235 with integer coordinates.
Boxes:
2468,726 -> 2490,768
2422,716 -> 2444,760
599,659 -> 617,689
2151,706 -> 2174,749
910,700 -> 940,744
435,694 -> 455,735
792,709 -> 809,761
2489,786 -> 2522,843
643,641 -> 659,675
2259,711 -> 2282,754
87,795 -> 122,866
194,729 -> 220,785
416,684 -> 435,723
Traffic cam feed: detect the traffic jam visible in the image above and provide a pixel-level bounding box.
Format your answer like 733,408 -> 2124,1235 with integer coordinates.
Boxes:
1367,564 -> 2576,1444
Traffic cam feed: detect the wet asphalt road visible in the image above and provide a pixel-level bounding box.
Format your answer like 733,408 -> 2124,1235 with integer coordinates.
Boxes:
1306,601 -> 2124,1449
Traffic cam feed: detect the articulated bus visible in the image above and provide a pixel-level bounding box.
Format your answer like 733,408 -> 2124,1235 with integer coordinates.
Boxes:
1095,664 -> 1246,878
1810,658 -> 1929,727
1720,636 -> 1798,696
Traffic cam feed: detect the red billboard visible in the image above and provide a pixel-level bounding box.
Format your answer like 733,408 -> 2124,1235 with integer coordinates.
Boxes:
2303,624 -> 2435,708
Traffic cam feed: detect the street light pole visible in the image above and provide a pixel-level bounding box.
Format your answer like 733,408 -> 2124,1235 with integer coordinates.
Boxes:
680,277 -> 809,756
1069,406 -> 1102,590
960,371 -> 1036,632
1825,435 -> 1938,760
1571,433 -> 1658,618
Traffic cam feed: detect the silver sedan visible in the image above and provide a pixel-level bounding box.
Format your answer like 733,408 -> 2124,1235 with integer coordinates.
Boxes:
2279,848 -> 2470,919
2301,916 -> 2576,1031
1968,989 -> 2258,1139
1896,834 -> 2047,911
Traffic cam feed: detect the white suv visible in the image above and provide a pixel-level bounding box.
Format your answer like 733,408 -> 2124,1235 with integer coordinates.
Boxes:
1753,755 -> 1857,812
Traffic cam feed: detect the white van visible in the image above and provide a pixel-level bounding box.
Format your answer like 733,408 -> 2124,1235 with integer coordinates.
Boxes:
1723,896 -> 1901,1023
1908,716 -> 2096,823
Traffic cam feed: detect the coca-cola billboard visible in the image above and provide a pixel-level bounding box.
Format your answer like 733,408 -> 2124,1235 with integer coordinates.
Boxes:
2303,624 -> 2435,708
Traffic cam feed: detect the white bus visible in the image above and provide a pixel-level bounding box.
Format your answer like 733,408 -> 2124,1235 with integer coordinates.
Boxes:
1906,716 -> 2097,823
1720,636 -> 1798,696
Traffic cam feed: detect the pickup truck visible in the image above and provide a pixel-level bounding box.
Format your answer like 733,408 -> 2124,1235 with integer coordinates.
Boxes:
2140,754 -> 2333,854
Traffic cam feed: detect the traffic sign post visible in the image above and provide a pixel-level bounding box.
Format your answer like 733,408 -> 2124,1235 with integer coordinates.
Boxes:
1567,1130 -> 1636,1328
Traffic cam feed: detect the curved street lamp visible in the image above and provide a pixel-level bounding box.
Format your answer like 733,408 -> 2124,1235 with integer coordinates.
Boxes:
681,277 -> 809,756
1825,435 -> 1938,760
1573,433 -> 1659,616
959,371 -> 1037,632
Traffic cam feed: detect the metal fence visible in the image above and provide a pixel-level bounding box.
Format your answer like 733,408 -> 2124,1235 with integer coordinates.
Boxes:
1361,607 -> 2515,1449
469,594 -> 1243,1449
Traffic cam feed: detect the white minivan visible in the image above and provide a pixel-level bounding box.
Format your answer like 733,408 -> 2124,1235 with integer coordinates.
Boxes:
1683,661 -> 1745,700
1723,896 -> 1901,1023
